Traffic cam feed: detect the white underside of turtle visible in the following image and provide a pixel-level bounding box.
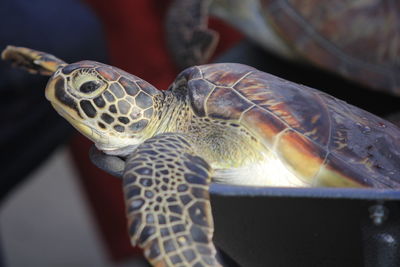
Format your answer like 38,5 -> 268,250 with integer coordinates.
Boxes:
214,153 -> 307,187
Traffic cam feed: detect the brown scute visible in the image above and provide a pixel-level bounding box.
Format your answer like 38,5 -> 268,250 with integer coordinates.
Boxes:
325,151 -> 400,188
199,63 -> 254,87
263,101 -> 291,117
136,80 -> 160,96
232,64 -> 400,188
119,76 -> 140,96
235,71 -> 332,147
96,66 -> 119,81
275,130 -> 326,182
187,79 -> 214,117
242,106 -> 287,146
233,75 -> 270,96
206,87 -> 252,120
322,93 -> 400,187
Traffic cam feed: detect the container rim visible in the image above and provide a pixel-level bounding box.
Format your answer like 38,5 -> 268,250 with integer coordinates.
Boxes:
210,184 -> 400,200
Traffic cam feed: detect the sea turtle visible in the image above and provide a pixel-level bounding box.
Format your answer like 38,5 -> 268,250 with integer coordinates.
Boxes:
3,46 -> 400,267
166,0 -> 400,95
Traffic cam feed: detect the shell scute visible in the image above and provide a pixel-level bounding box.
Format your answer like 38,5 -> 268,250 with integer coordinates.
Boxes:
206,87 -> 252,120
322,93 -> 400,184
200,63 -> 255,87
119,76 -> 140,97
96,66 -> 120,81
235,71 -> 332,147
241,106 -> 287,146
316,153 -> 375,188
187,78 -> 214,117
275,129 -> 326,183
136,80 -> 159,96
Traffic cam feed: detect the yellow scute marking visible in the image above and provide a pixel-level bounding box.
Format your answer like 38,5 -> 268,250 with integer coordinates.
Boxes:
311,114 -> 321,124
315,166 -> 365,188
243,107 -> 287,147
276,130 -> 323,182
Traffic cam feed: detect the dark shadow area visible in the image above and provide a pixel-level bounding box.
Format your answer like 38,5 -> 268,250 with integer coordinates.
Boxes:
211,185 -> 400,267
0,0 -> 107,202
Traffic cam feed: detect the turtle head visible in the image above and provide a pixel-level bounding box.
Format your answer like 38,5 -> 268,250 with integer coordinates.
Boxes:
46,60 -> 162,155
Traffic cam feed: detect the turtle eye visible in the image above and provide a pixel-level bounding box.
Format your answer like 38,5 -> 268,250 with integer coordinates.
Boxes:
79,80 -> 101,93
71,70 -> 106,97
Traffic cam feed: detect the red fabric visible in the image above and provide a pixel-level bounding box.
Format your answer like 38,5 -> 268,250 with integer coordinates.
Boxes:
70,0 -> 243,262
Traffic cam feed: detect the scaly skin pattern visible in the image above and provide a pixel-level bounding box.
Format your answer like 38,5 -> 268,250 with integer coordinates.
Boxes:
44,60 -> 166,155
124,133 -> 220,267
2,46 -> 400,267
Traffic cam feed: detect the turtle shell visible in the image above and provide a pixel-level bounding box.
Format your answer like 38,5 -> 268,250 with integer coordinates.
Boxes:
177,63 -> 400,188
260,0 -> 400,95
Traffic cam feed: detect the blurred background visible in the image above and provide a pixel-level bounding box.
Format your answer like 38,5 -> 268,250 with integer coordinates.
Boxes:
0,0 -> 399,266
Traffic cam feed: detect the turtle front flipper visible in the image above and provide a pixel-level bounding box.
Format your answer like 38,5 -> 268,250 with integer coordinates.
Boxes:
1,46 -> 66,75
89,145 -> 125,179
166,0 -> 219,69
124,133 -> 222,266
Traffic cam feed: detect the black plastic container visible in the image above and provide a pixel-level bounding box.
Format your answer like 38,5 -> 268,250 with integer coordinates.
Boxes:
211,185 -> 400,267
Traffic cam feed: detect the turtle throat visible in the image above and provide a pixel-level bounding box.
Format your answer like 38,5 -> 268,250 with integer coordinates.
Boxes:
154,90 -> 191,135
